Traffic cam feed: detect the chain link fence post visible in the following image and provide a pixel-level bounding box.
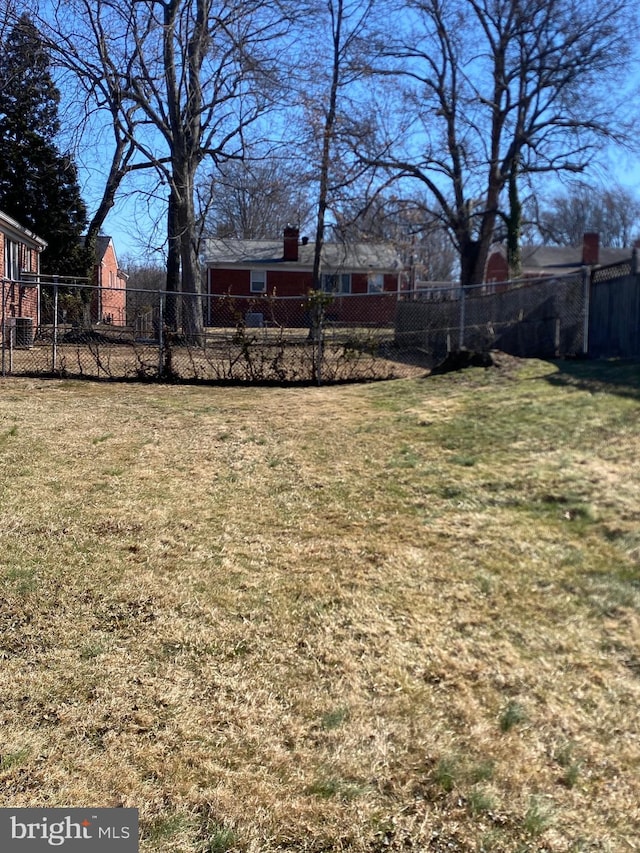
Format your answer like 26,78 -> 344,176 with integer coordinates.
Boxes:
52,277 -> 59,374
316,309 -> 324,387
308,290 -> 329,386
459,285 -> 466,350
158,291 -> 164,379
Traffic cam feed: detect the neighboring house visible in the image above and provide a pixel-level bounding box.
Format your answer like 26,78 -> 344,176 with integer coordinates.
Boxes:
203,226 -> 403,326
485,232 -> 632,284
1,215 -> 127,340
90,235 -> 128,326
0,209 -> 47,345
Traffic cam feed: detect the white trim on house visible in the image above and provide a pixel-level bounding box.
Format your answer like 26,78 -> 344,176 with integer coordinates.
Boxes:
0,210 -> 48,254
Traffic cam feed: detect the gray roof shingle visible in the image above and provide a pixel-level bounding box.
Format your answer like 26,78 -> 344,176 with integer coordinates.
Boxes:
203,238 -> 403,273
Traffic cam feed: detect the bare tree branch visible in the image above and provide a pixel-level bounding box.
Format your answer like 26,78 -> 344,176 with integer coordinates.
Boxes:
357,0 -> 638,284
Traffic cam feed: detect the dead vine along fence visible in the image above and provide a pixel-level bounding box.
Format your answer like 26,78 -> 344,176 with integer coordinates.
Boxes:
0,280 -> 409,384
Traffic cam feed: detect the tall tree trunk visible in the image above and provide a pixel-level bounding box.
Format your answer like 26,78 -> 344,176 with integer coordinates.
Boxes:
460,237 -> 481,289
162,0 -> 205,345
165,187 -> 180,331
506,157 -> 522,279
464,181 -> 501,286
469,229 -> 494,286
179,234 -> 203,345
174,167 -> 203,345
312,0 -> 344,291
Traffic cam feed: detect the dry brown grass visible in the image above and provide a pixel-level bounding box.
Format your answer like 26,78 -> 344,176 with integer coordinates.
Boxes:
1,358 -> 639,852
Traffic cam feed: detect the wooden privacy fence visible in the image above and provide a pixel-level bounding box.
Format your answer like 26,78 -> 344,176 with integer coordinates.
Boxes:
588,268 -> 640,358
396,274 -> 587,361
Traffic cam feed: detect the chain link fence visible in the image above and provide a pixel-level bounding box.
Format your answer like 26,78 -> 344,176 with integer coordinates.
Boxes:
2,261 -> 635,384
396,273 -> 589,363
1,279 -> 416,384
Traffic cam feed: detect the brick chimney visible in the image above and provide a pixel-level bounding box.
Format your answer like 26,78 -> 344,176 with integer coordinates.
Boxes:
582,232 -> 599,266
283,225 -> 299,261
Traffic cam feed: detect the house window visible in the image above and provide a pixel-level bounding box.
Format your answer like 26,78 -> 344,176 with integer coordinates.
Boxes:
4,239 -> 20,280
368,273 -> 384,293
250,269 -> 266,293
22,248 -> 33,274
321,273 -> 351,294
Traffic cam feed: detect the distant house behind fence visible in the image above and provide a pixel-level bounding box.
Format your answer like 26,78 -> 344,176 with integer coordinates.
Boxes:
203,226 -> 404,326
485,233 -> 633,283
90,235 -> 128,326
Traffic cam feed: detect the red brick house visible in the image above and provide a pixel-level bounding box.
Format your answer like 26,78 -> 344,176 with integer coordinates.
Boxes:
1,213 -> 127,341
0,209 -> 47,344
203,227 -> 403,326
91,236 -> 128,326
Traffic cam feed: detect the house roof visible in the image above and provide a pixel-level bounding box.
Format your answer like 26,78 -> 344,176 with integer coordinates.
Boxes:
0,209 -> 47,250
82,235 -> 127,276
519,244 -> 631,273
95,235 -> 114,262
484,242 -> 632,279
203,238 -> 403,273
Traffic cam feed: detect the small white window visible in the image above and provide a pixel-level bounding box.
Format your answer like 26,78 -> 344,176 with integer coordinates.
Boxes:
250,269 -> 266,293
321,273 -> 351,294
5,239 -> 20,280
368,273 -> 384,293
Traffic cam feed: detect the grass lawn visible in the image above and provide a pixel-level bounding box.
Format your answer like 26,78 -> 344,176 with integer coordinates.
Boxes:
0,356 -> 639,852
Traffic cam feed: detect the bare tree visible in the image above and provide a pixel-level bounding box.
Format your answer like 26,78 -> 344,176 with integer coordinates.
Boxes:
201,157 -> 313,239
535,183 -> 640,248
32,2 -> 148,281
36,0 -> 293,341
357,0 -> 636,285
335,192 -> 458,281
0,1 -> 19,44
301,0 -> 379,290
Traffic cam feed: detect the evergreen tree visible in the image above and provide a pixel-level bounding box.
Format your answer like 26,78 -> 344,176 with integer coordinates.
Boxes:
0,14 -> 87,276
